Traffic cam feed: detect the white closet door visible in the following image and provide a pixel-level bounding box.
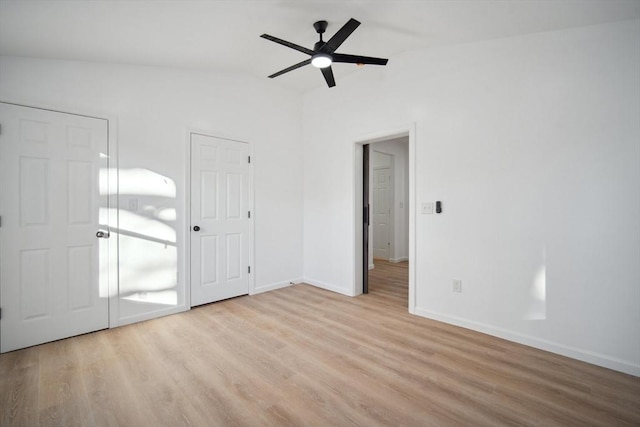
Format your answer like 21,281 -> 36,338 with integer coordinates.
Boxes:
190,133 -> 250,306
0,103 -> 110,352
373,165 -> 392,260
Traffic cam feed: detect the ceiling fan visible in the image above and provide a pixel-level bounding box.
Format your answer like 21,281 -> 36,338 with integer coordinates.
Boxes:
261,18 -> 389,88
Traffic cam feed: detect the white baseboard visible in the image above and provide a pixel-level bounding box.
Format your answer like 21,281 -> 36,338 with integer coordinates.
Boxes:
116,304 -> 189,328
390,257 -> 408,263
414,307 -> 640,377
368,263 -> 375,270
303,278 -> 354,296
252,278 -> 300,295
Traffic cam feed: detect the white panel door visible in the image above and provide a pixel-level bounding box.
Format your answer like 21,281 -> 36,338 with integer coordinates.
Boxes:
373,167 -> 392,260
0,103 -> 110,352
190,133 -> 250,306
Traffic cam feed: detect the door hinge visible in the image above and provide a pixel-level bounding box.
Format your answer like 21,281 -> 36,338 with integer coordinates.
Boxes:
248,156 -> 251,164
248,211 -> 251,219
248,266 -> 251,274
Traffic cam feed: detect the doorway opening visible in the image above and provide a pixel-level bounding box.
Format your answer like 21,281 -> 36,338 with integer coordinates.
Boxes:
354,124 -> 416,313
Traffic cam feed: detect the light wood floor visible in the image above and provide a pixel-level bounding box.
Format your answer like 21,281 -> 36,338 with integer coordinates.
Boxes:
2,261 -> 639,426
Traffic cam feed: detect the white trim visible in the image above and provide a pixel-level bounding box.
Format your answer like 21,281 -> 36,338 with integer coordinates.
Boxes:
248,141 -> 256,295
414,307 -> 640,377
352,143 -> 364,295
252,279 -> 300,295
390,257 -> 408,263
185,128 -> 254,307
116,306 -> 189,327
368,263 -> 375,270
106,115 -> 120,328
407,123 -> 416,314
304,278 -> 354,297
0,99 -> 111,122
183,129 -> 193,312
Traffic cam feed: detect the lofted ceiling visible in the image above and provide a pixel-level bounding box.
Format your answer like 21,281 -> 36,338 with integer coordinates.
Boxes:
0,0 -> 638,93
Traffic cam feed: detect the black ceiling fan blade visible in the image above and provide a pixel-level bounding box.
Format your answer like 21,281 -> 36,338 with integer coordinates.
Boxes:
332,53 -> 388,66
260,34 -> 314,56
268,58 -> 312,78
321,66 -> 336,88
323,18 -> 360,53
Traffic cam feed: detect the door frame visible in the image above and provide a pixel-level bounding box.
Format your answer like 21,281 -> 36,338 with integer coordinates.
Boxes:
0,100 -> 120,328
185,129 -> 255,307
353,123 -> 416,313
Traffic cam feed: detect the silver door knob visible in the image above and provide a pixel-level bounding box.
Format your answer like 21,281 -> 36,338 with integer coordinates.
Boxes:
96,230 -> 110,238
193,226 -> 200,231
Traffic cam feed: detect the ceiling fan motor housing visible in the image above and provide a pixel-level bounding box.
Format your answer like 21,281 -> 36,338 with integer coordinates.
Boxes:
313,20 -> 328,35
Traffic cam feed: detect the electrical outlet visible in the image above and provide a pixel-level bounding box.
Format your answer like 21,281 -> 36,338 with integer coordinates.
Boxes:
452,279 -> 462,293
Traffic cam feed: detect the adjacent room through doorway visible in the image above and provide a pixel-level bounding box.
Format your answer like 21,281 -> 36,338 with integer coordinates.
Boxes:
363,137 -> 409,305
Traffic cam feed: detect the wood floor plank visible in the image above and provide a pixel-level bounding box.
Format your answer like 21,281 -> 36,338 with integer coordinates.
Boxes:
37,338 -> 93,427
0,347 -> 40,427
1,260 -> 638,426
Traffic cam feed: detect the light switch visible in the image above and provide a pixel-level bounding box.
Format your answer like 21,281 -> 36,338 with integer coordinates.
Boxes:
421,202 -> 434,214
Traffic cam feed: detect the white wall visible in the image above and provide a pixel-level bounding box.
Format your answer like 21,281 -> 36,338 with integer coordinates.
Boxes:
0,56 -> 304,325
302,20 -> 640,375
369,138 -> 409,266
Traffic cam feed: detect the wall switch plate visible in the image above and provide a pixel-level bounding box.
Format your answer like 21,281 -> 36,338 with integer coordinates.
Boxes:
453,279 -> 462,293
422,202 -> 434,214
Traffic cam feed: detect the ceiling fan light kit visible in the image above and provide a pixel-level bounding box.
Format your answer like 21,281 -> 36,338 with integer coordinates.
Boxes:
311,53 -> 332,68
261,18 -> 389,88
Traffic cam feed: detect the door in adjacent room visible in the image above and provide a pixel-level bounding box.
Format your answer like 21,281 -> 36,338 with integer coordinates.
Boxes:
190,133 -> 250,306
372,151 -> 393,261
0,102 -> 110,352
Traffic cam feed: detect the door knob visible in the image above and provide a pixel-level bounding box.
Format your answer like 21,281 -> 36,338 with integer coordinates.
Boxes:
193,226 -> 200,231
96,230 -> 110,239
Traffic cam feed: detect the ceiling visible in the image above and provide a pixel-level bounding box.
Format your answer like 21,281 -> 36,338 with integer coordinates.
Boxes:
1,0 -> 638,93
